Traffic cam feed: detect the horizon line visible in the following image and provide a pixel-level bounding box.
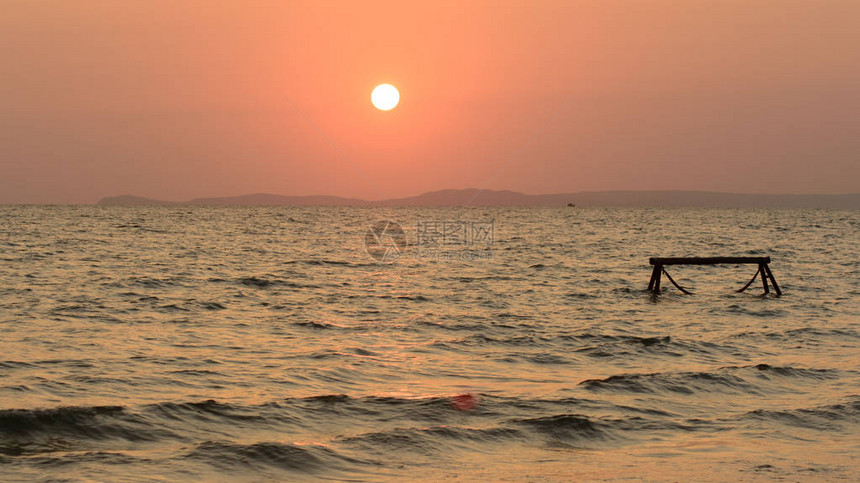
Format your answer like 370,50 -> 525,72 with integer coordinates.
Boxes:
100,187 -> 860,204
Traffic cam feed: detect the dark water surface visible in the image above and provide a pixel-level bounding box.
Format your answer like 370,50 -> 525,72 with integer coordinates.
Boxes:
1,206 -> 858,481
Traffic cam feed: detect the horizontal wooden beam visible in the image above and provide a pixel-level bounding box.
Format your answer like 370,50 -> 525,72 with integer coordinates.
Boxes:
649,256 -> 770,265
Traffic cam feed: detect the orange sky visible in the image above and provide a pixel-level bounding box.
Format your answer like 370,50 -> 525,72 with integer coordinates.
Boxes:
2,0 -> 859,203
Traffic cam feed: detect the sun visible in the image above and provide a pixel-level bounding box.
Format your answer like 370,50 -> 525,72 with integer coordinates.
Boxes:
371,84 -> 399,111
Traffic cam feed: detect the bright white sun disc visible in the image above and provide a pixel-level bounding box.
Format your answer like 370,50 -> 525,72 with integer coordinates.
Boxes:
371,84 -> 399,111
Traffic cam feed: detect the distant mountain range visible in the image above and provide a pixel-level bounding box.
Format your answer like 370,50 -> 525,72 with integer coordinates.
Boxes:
97,189 -> 860,209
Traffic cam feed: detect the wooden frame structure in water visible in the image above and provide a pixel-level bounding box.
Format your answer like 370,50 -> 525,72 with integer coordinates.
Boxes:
648,256 -> 781,296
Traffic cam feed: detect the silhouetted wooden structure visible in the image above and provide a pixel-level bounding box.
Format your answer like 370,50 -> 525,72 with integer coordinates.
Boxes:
648,256 -> 781,296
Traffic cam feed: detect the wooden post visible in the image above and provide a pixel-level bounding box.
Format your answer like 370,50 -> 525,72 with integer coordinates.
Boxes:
759,263 -> 770,294
648,265 -> 661,291
763,264 -> 781,296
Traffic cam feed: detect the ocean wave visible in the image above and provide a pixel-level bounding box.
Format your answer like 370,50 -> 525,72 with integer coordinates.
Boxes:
729,327 -> 860,342
338,425 -> 522,455
8,450 -> 142,467
0,405 -> 178,449
291,321 -> 338,330
145,400 -> 273,424
441,334 -> 549,347
185,440 -> 375,473
578,364 -> 841,395
739,397 -> 860,431
433,332 -> 740,362
0,392 -> 854,467
237,276 -> 320,289
568,334 -> 684,358
505,411 -> 713,446
124,276 -> 184,288
0,360 -> 35,369
272,394 -> 461,424
513,413 -> 607,441
283,259 -> 354,266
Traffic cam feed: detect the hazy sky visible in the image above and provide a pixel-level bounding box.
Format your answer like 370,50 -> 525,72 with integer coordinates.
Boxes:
2,0 -> 859,203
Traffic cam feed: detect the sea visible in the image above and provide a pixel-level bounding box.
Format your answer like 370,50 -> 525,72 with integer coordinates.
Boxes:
0,205 -> 858,482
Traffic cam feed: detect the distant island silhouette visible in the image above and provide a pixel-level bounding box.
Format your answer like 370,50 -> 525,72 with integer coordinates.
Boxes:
97,189 -> 860,209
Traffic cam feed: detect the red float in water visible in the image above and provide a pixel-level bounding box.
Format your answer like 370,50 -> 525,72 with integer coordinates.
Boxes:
452,394 -> 477,411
